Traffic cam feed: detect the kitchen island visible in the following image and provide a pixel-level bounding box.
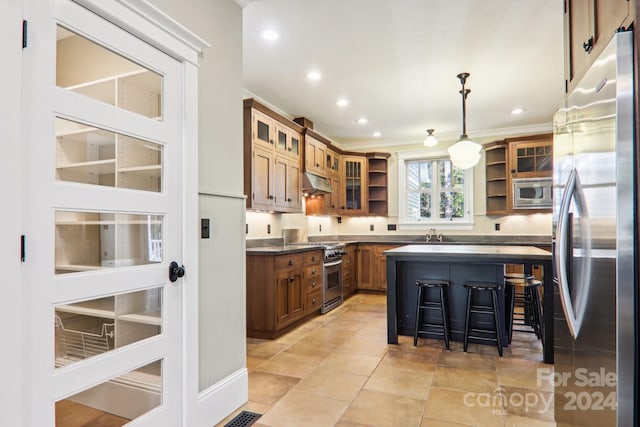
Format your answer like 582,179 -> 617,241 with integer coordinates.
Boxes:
384,244 -> 553,363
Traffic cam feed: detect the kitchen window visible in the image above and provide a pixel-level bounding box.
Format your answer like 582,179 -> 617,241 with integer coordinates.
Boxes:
397,151 -> 474,229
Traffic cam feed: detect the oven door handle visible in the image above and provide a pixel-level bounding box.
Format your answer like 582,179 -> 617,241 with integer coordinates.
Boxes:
324,260 -> 343,267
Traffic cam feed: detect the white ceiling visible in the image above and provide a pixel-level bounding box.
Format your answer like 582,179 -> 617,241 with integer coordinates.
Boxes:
242,0 -> 565,150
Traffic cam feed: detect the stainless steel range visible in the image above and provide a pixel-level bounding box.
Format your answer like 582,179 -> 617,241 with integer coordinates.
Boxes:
300,241 -> 346,313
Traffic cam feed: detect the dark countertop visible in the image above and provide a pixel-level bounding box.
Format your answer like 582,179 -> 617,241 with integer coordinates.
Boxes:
246,245 -> 324,255
246,235 -> 552,254
384,244 -> 552,262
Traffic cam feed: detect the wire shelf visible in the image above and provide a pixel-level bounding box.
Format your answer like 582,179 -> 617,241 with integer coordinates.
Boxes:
55,315 -> 114,360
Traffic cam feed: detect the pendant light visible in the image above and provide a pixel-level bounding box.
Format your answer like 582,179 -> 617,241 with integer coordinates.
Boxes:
423,129 -> 438,147
447,72 -> 481,169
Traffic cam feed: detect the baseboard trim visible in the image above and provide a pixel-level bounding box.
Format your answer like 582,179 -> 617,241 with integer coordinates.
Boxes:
186,367 -> 248,426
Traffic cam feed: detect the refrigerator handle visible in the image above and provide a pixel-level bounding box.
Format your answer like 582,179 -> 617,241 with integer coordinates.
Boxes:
555,168 -> 580,338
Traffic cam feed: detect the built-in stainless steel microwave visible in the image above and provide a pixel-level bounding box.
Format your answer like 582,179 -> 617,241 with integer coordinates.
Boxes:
512,177 -> 552,209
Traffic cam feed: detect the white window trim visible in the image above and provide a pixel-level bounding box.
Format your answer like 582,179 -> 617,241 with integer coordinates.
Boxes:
397,149 -> 474,230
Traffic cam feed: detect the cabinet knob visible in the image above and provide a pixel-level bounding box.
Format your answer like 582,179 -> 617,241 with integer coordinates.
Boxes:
331,205 -> 335,208
312,298 -> 317,304
316,163 -> 320,167
287,198 -> 292,202
583,36 -> 594,53
510,169 -> 516,174
269,139 -> 274,144
288,147 -> 292,151
169,261 -> 185,283
311,256 -> 316,261
289,260 -> 294,265
269,195 -> 274,200
312,282 -> 317,287
290,276 -> 295,282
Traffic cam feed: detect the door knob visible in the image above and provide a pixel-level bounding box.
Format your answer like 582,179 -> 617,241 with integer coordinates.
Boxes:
169,261 -> 185,282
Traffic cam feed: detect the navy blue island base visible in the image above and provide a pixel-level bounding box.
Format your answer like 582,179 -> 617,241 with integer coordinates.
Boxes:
384,244 -> 553,364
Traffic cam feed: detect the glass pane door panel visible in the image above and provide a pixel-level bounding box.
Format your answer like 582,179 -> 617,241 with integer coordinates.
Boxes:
56,25 -> 163,120
291,136 -> 300,156
55,359 -> 162,425
55,211 -> 163,274
55,288 -> 162,368
55,117 -> 163,192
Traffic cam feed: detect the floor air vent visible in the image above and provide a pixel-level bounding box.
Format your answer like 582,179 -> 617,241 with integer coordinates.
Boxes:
223,410 -> 262,427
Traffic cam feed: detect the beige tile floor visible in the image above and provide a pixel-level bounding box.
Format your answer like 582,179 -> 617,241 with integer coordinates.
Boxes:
220,293 -> 557,427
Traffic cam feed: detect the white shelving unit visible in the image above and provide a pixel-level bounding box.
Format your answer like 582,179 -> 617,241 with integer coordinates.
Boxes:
55,288 -> 162,365
54,211 -> 162,274
55,116 -> 162,192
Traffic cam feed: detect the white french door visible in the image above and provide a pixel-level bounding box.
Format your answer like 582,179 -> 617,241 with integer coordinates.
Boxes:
23,1 -> 184,425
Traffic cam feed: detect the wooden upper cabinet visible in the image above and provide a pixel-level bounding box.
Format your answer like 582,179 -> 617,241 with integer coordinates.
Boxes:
252,145 -> 274,210
326,148 -> 341,176
485,142 -> 509,215
485,135 -> 553,215
244,98 -> 304,213
366,153 -> 390,216
508,135 -> 553,179
275,123 -> 301,160
252,109 -> 276,149
341,155 -> 367,215
565,0 -> 631,91
305,134 -> 327,176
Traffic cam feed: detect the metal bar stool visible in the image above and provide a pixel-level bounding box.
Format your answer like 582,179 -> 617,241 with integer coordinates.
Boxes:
414,279 -> 451,349
463,281 -> 503,357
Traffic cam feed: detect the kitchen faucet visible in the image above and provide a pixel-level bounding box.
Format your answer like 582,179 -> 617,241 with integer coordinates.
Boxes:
425,228 -> 436,242
425,228 -> 444,242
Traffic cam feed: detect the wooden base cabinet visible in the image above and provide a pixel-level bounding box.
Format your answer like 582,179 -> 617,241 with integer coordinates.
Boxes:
247,250 -> 323,339
342,244 -> 357,298
357,244 -> 399,292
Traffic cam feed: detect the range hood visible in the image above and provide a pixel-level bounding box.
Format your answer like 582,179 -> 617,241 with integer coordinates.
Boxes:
302,172 -> 332,194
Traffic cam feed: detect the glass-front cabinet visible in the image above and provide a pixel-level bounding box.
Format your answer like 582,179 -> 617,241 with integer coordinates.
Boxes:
509,135 -> 553,178
342,155 -> 367,215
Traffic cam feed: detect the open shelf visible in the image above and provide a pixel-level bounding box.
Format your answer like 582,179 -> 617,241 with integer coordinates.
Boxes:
366,155 -> 389,216
484,143 -> 509,215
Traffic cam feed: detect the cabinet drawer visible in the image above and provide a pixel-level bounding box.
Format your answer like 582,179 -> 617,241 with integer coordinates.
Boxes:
306,290 -> 322,312
344,277 -> 354,294
276,253 -> 304,270
304,251 -> 323,265
305,276 -> 321,293
343,268 -> 353,281
305,264 -> 322,280
343,256 -> 353,268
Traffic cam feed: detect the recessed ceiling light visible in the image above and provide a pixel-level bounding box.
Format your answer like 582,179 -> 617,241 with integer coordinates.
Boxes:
357,117 -> 368,124
511,107 -> 525,115
373,131 -> 381,137
306,71 -> 322,81
260,29 -> 279,41
336,98 -> 349,107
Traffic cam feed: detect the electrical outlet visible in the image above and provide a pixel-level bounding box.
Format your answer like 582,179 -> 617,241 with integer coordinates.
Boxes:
267,224 -> 271,234
495,223 -> 500,231
319,224 -> 322,232
201,218 -> 210,238
387,224 -> 397,231
370,224 -> 374,231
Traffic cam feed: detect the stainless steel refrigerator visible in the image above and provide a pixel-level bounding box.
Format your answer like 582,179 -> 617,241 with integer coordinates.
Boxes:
552,30 -> 636,427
